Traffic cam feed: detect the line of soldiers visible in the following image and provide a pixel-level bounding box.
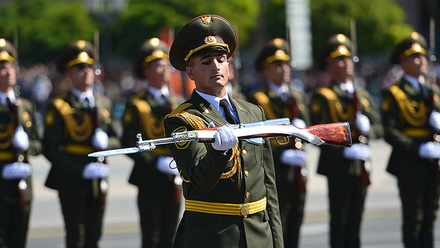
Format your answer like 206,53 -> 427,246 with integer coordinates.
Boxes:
0,14 -> 439,248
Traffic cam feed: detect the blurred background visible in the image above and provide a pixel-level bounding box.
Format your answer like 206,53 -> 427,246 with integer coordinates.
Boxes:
0,1 -> 439,246
0,0 -> 438,135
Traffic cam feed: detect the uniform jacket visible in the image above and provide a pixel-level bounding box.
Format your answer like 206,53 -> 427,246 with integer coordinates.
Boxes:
381,78 -> 440,176
248,85 -> 310,183
0,97 -> 42,202
164,91 -> 283,248
43,91 -> 120,193
122,90 -> 183,188
310,81 -> 383,177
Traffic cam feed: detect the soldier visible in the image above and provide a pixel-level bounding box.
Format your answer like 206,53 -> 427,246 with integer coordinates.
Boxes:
43,40 -> 120,248
163,14 -> 283,247
122,37 -> 183,248
310,34 -> 383,248
248,38 -> 310,248
0,38 -> 42,248
381,32 -> 440,248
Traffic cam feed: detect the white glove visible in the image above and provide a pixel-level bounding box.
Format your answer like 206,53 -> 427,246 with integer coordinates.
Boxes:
92,128 -> 109,150
419,142 -> 440,159
2,162 -> 32,179
211,124 -> 238,152
12,126 -> 29,152
280,149 -> 307,166
355,112 -> 370,136
291,118 -> 307,129
82,162 -> 109,179
156,156 -> 179,175
429,111 -> 440,132
343,143 -> 372,161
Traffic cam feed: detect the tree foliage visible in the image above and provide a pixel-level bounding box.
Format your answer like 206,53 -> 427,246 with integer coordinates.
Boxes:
264,0 -> 413,59
112,0 -> 259,58
0,0 -> 97,63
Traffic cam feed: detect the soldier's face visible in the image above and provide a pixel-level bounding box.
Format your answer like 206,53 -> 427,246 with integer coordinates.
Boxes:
0,61 -> 16,93
66,63 -> 95,92
186,51 -> 229,97
263,61 -> 291,86
143,59 -> 171,89
400,53 -> 427,78
327,56 -> 353,82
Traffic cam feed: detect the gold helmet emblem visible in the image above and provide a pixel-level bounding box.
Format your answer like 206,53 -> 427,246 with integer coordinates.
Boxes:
336,34 -> 347,42
201,16 -> 212,25
0,39 -> 6,47
78,51 -> 90,62
204,36 -> 216,44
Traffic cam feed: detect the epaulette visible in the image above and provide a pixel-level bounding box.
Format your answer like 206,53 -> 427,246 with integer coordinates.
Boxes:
166,103 -> 193,118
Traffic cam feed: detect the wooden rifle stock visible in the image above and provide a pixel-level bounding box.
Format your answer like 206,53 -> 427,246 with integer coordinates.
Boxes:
304,122 -> 352,147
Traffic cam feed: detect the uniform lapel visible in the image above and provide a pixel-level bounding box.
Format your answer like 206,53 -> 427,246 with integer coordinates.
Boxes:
230,96 -> 249,124
190,91 -> 228,126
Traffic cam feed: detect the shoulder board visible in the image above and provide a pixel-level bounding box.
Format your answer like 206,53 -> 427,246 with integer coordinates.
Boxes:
317,87 -> 338,101
167,103 -> 193,117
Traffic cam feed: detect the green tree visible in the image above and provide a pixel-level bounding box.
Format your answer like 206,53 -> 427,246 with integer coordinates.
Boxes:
112,0 -> 259,58
0,0 -> 97,63
263,0 -> 413,58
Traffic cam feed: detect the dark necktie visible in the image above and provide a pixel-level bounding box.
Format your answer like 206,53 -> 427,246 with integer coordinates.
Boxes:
219,99 -> 238,124
84,97 -> 91,109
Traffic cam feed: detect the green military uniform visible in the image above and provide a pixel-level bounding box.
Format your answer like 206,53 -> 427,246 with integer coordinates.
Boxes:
122,38 -> 183,248
381,32 -> 440,247
310,34 -> 383,248
164,15 -> 283,248
248,38 -> 310,248
43,40 -> 120,248
0,38 -> 42,248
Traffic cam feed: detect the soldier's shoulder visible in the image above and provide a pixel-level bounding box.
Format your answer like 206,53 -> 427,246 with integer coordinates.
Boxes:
166,101 -> 195,118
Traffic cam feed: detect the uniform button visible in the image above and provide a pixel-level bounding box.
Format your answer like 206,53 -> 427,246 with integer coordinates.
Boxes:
245,170 -> 249,176
242,150 -> 247,155
246,192 -> 250,198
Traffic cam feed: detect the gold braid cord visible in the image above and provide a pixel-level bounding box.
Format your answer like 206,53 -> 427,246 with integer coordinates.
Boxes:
0,122 -> 13,149
132,98 -> 165,139
53,98 -> 93,142
317,88 -> 354,122
389,85 -> 427,127
179,111 -> 242,180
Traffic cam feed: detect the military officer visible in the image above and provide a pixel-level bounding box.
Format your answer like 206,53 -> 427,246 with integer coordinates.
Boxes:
381,32 -> 440,248
310,34 -> 383,248
0,38 -> 42,248
43,40 -> 120,248
163,15 -> 283,248
248,38 -> 310,248
122,37 -> 183,248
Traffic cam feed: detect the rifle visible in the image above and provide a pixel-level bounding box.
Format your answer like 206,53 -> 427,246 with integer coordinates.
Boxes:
350,19 -> 371,185
427,18 -> 440,144
92,30 -> 108,206
11,98 -> 27,207
89,118 -> 352,158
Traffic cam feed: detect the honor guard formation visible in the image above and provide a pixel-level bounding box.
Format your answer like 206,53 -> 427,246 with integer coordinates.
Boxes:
0,10 -> 439,248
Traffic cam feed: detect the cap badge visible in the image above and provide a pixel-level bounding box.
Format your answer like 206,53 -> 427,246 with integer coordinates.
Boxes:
153,50 -> 164,57
0,51 -> 9,60
201,16 -> 212,25
275,49 -> 286,57
338,45 -> 348,54
412,43 -> 422,52
0,39 -> 6,47
76,40 -> 86,49
204,36 -> 217,44
78,51 -> 89,62
150,38 -> 160,46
